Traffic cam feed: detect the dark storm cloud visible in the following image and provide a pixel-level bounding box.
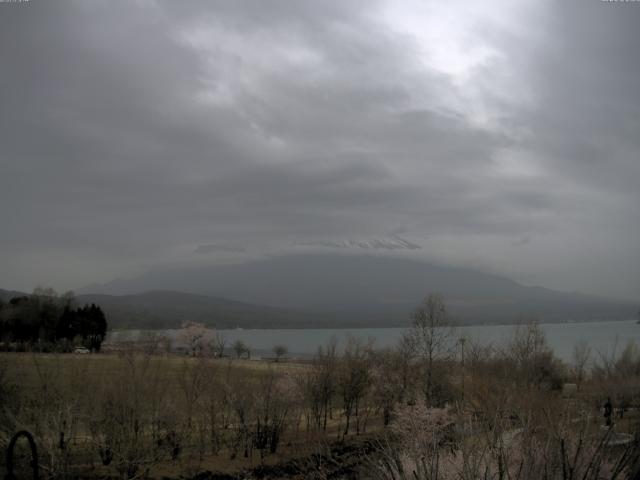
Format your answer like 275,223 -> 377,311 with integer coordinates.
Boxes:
1,0 -> 639,298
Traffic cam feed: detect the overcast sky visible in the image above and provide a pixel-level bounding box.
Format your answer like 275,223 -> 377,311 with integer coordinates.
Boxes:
1,0 -> 639,299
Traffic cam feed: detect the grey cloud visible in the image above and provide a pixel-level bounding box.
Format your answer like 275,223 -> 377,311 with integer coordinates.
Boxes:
194,244 -> 246,254
1,0 -> 639,299
293,235 -> 422,251
511,237 -> 531,248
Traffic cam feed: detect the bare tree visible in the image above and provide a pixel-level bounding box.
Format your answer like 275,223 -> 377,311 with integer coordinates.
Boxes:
316,338 -> 338,430
89,352 -> 172,479
209,332 -> 226,358
571,339 -> 592,385
138,331 -> 165,355
253,369 -> 294,456
338,336 -> 372,436
298,338 -> 338,432
506,322 -> 565,388
177,357 -> 209,429
224,368 -> 255,459
272,344 -> 288,361
508,322 -> 548,365
371,348 -> 405,426
395,333 -> 418,404
410,293 -> 455,404
232,339 -> 248,359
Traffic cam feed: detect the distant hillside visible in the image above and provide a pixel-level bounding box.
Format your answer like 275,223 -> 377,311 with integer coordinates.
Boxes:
1,288 -> 331,329
75,290 -> 327,329
78,254 -> 637,326
0,289 -> 27,302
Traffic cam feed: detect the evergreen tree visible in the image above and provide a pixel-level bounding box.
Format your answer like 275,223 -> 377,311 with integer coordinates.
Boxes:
0,290 -> 108,351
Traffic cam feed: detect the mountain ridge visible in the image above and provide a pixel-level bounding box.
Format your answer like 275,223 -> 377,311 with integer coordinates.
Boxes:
0,288 -> 330,329
75,254 -> 637,326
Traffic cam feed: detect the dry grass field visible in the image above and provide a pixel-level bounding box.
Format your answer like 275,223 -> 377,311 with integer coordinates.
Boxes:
0,350 -> 382,479
3,323 -> 640,479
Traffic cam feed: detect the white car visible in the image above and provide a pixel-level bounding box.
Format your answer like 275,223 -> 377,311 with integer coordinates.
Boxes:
73,347 -> 90,354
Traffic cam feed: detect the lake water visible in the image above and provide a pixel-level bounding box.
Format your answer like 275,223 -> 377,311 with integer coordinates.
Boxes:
109,319 -> 640,362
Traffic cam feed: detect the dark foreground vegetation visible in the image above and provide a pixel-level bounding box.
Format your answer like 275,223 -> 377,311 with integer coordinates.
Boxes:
0,288 -> 107,352
1,294 -> 640,479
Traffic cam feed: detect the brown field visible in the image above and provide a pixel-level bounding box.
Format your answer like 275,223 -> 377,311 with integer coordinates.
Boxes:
2,323 -> 640,479
0,350 -> 382,479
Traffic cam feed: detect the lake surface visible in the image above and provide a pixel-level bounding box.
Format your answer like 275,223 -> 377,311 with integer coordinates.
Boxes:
109,319 -> 640,362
